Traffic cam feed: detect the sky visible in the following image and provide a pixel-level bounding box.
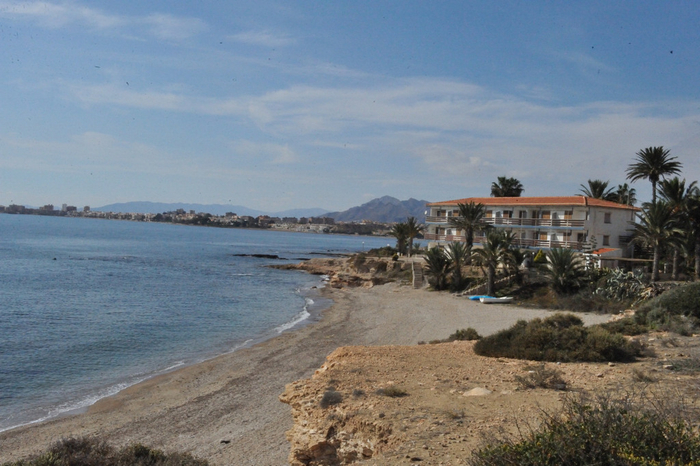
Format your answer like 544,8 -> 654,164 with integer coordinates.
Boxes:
1,1 -> 699,212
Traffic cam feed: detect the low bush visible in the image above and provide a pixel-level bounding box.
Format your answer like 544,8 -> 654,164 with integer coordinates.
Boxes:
598,317 -> 649,336
3,437 -> 208,466
473,313 -> 639,362
447,328 -> 482,341
514,364 -> 567,390
636,282 -> 700,333
376,386 -> 408,398
469,394 -> 700,466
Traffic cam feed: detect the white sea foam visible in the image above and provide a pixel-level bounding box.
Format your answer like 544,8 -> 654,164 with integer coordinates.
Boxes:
275,297 -> 313,333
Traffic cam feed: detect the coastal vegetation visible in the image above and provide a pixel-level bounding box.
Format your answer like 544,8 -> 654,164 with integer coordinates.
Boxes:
490,176 -> 524,197
469,394 -> 700,466
473,313 -> 639,363
447,201 -> 489,264
0,437 -> 209,466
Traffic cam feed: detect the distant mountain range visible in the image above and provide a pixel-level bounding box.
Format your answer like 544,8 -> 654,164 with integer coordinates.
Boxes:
324,196 -> 430,223
95,196 -> 431,223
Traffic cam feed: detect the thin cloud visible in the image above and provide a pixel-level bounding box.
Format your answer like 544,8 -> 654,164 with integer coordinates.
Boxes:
0,1 -> 206,39
228,30 -> 295,47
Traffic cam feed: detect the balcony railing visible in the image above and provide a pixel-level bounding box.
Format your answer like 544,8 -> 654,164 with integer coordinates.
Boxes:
424,233 -> 584,250
425,216 -> 585,228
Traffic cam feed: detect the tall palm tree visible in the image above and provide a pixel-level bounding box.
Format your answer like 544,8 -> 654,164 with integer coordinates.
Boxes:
490,176 -> 524,197
688,194 -> 700,280
471,230 -> 516,295
448,202 -> 489,264
659,177 -> 699,279
626,146 -> 683,202
579,179 -> 616,201
543,248 -> 586,294
614,183 -> 637,206
404,216 -> 424,257
389,222 -> 409,255
632,200 -> 683,282
446,241 -> 470,291
424,247 -> 452,291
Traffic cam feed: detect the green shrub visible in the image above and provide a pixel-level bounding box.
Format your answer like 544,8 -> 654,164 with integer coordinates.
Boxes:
636,282 -> 700,333
473,313 -> 639,362
469,394 -> 700,466
598,317 -> 648,336
447,328 -> 482,341
2,437 -> 208,466
514,364 -> 567,390
594,269 -> 647,301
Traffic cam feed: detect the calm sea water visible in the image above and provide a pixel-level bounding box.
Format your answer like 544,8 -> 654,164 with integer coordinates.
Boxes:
0,215 -> 389,432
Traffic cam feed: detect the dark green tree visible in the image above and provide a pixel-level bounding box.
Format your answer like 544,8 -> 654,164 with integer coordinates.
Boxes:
490,176 -> 524,197
448,201 -> 489,265
389,222 -> 409,255
542,248 -> 586,294
404,216 -> 424,257
424,247 -> 452,291
626,146 -> 683,202
579,179 -> 616,201
614,183 -> 637,206
471,230 -> 516,295
659,177 -> 699,279
632,201 -> 683,282
446,241 -> 470,292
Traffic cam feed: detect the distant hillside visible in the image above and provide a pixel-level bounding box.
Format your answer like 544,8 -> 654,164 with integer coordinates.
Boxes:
95,202 -> 329,218
325,196 -> 430,223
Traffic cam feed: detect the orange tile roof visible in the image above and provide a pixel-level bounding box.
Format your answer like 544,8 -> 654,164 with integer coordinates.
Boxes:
427,196 -> 640,211
591,248 -> 619,255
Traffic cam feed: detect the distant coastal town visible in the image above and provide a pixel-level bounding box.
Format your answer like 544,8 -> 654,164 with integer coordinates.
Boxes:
0,203 -> 392,236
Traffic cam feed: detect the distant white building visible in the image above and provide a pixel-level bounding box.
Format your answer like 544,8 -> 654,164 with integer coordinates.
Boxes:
425,196 -> 639,257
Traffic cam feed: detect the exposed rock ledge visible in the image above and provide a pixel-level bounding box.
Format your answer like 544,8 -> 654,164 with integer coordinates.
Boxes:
271,257 -> 411,289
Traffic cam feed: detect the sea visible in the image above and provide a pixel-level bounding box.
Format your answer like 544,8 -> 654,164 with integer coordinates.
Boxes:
0,214 -> 390,432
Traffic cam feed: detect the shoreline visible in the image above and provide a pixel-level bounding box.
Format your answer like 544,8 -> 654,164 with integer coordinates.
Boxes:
0,272 -> 329,436
0,281 -> 612,464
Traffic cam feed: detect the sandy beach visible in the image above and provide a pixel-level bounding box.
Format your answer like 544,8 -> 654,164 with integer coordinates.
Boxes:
0,281 -> 611,465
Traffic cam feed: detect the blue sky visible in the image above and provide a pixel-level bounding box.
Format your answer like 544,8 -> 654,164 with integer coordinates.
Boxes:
1,1 -> 699,211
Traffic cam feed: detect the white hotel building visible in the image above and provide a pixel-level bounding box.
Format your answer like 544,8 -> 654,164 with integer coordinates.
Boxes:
425,196 -> 640,258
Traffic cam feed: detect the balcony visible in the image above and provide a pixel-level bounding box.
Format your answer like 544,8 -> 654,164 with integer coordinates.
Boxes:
424,233 -> 584,250
425,216 -> 584,228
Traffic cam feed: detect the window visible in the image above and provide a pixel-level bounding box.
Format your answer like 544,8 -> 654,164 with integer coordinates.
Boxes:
519,210 -> 527,219
603,235 -> 610,246
564,210 -> 573,219
604,212 -> 611,224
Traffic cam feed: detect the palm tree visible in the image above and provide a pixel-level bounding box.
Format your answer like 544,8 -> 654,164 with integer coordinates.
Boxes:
404,216 -> 424,257
688,194 -> 700,280
491,176 -> 524,197
614,183 -> 637,206
424,247 -> 452,291
542,248 -> 586,294
446,242 -> 470,291
471,230 -> 516,295
579,179 -> 616,201
448,202 -> 489,264
626,146 -> 683,202
389,222 -> 409,255
659,177 -> 699,279
632,200 -> 683,282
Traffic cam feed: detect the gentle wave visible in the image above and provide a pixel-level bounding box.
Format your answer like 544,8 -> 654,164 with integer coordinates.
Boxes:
275,297 -> 313,333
